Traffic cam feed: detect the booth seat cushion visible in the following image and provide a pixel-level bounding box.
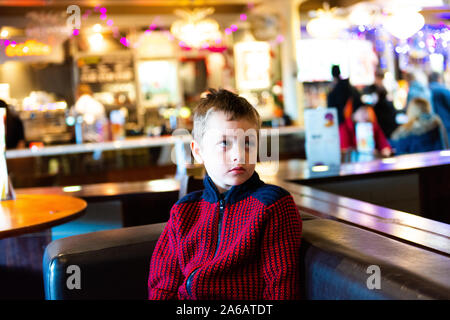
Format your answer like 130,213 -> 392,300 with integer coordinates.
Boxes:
43,218 -> 450,300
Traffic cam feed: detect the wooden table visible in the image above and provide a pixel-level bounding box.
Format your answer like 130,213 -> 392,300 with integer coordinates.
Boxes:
0,194 -> 87,240
272,151 -> 450,224
256,150 -> 450,182
17,180 -> 179,227
0,194 -> 86,299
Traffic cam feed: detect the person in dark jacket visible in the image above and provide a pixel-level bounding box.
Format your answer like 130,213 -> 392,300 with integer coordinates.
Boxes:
327,65 -> 363,125
363,82 -> 398,139
429,72 -> 450,143
0,99 -> 25,149
327,65 -> 363,154
390,97 -> 448,155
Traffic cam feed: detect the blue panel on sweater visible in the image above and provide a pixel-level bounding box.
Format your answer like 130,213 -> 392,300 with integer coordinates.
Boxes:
176,189 -> 204,205
251,183 -> 291,207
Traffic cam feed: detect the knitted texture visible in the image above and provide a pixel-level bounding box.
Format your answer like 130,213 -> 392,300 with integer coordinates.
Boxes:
148,172 -> 302,300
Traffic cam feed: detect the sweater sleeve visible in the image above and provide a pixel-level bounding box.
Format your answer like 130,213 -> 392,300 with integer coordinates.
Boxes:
261,195 -> 302,300
148,207 -> 184,300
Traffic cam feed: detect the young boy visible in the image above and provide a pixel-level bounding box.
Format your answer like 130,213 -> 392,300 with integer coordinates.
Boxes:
148,89 -> 302,300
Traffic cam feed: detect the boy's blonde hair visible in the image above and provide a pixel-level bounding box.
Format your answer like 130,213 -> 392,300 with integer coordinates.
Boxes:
192,88 -> 261,143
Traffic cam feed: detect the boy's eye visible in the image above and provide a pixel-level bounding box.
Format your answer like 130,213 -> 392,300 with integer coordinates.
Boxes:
245,138 -> 256,147
217,137 -> 256,148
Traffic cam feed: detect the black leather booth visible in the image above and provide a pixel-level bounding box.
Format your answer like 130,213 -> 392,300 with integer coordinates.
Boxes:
43,215 -> 450,300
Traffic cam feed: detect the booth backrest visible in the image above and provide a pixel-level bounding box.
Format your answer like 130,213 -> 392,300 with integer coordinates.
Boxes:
43,218 -> 450,300
43,223 -> 165,300
300,219 -> 450,299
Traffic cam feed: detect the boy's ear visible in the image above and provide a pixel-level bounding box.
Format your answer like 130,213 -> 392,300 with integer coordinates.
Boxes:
191,140 -> 204,164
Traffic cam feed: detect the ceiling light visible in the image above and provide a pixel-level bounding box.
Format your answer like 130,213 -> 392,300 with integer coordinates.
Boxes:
383,9 -> 425,39
92,23 -> 102,33
88,33 -> 104,51
306,3 -> 348,39
170,7 -> 222,48
0,29 -> 9,38
347,3 -> 378,26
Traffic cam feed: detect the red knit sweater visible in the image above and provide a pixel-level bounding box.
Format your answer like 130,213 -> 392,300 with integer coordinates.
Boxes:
148,172 -> 302,300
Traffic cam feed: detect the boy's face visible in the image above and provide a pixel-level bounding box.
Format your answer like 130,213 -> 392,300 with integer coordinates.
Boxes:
191,111 -> 258,194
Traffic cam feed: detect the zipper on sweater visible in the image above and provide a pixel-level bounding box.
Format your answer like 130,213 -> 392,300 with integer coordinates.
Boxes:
186,268 -> 199,296
213,198 -> 225,258
186,197 -> 225,297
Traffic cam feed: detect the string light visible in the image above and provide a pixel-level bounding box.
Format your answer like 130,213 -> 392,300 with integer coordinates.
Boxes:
0,5 -> 252,51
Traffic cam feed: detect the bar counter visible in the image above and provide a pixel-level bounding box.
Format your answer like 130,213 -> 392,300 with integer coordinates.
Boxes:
6,126 -> 305,188
6,126 -> 304,159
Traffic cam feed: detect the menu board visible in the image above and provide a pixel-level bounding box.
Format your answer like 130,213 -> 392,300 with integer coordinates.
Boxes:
355,122 -> 375,154
78,54 -> 134,84
304,107 -> 341,169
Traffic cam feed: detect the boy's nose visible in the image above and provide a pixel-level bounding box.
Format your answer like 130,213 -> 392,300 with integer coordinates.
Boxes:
231,143 -> 245,163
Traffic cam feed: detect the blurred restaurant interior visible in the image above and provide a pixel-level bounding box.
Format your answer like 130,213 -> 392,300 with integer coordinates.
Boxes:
0,0 -> 449,300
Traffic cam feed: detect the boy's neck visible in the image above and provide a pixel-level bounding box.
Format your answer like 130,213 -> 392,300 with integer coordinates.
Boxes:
208,175 -> 230,194
215,184 -> 229,195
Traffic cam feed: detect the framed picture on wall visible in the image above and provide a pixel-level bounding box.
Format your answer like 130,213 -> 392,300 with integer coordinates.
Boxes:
234,41 -> 271,91
137,59 -> 180,108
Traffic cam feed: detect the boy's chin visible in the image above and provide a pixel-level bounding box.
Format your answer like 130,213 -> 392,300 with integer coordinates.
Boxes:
225,171 -> 253,185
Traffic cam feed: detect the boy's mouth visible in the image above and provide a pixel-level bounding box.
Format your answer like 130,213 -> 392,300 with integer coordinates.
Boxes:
229,166 -> 246,173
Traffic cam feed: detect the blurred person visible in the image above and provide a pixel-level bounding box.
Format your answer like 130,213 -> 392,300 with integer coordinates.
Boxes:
340,105 -> 392,157
74,84 -> 108,142
429,72 -> 450,142
0,99 -> 25,149
390,97 -> 448,155
373,69 -> 384,88
74,84 -> 106,121
327,65 -> 363,155
327,65 -> 363,125
405,70 -> 432,107
363,72 -> 398,139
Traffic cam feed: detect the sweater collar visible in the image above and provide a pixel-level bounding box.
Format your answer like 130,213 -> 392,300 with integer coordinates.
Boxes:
202,171 -> 264,204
